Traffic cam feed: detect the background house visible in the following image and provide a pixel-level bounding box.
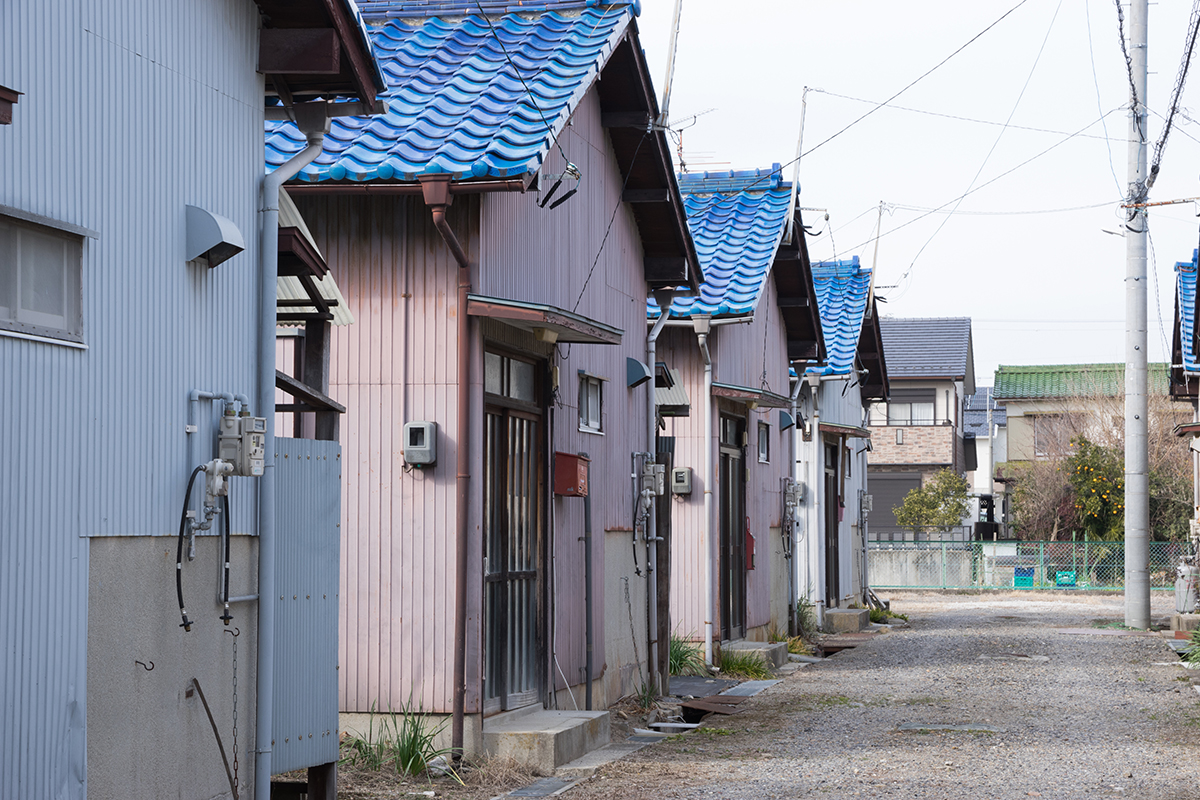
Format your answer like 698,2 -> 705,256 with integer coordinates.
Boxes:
866,317 -> 975,540
963,387 -> 1008,537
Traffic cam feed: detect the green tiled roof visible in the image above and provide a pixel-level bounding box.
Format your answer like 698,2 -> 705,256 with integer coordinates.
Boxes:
993,363 -> 1170,400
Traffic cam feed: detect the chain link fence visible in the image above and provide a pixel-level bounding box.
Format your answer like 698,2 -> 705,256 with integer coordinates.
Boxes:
867,539 -> 1191,590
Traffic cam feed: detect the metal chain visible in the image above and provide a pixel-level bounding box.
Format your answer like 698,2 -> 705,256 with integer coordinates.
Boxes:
231,630 -> 239,796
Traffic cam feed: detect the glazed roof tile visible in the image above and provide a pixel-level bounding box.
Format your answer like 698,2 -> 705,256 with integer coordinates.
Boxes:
265,2 -> 634,182
993,363 -> 1170,399
648,166 -> 790,318
963,388 -> 1005,436
1178,253 -> 1198,372
806,258 -> 872,376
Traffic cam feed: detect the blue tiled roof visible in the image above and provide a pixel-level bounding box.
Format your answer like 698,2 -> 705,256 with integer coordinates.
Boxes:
805,257 -> 872,377
265,3 -> 634,182
1179,251 -> 1199,371
358,0 -> 640,18
647,166 -> 791,318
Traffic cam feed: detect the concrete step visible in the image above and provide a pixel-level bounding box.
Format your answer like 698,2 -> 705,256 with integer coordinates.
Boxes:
825,608 -> 869,633
722,640 -> 788,668
484,709 -> 610,774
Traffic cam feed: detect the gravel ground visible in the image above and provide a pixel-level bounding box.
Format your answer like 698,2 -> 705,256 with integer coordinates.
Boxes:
568,591 -> 1200,800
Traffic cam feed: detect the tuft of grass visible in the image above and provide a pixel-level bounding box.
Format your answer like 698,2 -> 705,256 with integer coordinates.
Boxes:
870,607 -> 908,624
669,632 -> 706,676
634,680 -> 658,709
717,649 -> 771,680
786,635 -> 812,656
339,699 -> 462,784
1182,629 -> 1200,663
796,595 -> 818,638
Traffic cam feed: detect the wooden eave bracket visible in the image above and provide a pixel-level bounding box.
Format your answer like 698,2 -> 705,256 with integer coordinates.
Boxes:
275,369 -> 346,413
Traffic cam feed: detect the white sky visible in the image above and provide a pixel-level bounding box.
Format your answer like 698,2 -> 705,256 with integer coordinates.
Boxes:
634,0 -> 1200,385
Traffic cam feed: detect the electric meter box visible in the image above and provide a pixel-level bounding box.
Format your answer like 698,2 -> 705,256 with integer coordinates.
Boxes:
671,467 -> 692,495
218,414 -> 266,476
403,421 -> 438,467
554,451 -> 589,497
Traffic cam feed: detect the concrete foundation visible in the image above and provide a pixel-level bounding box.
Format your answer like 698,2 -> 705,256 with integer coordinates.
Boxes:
483,709 -> 610,773
1171,613 -> 1200,632
723,640 -> 788,669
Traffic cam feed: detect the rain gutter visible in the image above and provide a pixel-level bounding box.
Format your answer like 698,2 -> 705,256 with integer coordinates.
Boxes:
693,315 -> 715,666
256,106 -> 328,800
418,175 -> 472,758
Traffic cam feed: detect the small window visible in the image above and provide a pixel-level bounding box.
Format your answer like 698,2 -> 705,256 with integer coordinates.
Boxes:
579,374 -> 603,433
758,422 -> 770,463
0,215 -> 83,342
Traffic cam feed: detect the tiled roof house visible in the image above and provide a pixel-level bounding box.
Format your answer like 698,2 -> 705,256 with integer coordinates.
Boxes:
650,166 -> 824,656
866,317 -> 975,539
266,0 -> 704,762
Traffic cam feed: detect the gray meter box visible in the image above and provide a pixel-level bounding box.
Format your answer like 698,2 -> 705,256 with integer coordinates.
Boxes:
671,467 -> 692,495
403,421 -> 438,467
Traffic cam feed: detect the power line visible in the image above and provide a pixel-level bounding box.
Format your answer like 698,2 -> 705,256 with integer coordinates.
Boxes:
858,108 -> 1125,278
889,0 -> 1065,291
736,0 -> 1034,194
1146,0 -> 1200,191
813,89 -> 1133,143
887,200 -> 1113,217
1085,0 -> 1125,195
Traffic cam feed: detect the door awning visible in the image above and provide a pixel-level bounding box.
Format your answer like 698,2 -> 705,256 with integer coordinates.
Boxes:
711,382 -> 791,409
467,294 -> 623,345
656,367 -> 690,417
819,422 -> 872,439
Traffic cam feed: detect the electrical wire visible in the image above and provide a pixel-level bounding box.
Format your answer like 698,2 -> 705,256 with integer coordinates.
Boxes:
812,89 -> 1133,143
572,131 -> 649,313
1084,0 -> 1125,197
891,0 -> 1064,291
886,200 -> 1113,217
736,0 -> 1034,194
1147,0 -> 1200,190
859,108 -> 1125,282
1114,0 -> 1144,142
176,465 -> 206,632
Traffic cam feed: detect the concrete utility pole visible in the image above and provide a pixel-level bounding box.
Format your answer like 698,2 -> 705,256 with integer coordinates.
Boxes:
1125,0 -> 1151,629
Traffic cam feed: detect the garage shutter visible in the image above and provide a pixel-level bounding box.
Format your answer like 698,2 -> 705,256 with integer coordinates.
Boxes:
867,474 -> 921,539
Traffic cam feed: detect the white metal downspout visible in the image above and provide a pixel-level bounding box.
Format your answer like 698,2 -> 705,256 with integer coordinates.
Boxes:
646,295 -> 672,688
694,316 -> 714,665
807,372 -> 825,630
256,115 -> 327,800
788,375 -> 803,633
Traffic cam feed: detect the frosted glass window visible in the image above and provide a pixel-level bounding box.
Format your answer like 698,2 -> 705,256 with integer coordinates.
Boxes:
579,375 -> 602,432
0,216 -> 82,342
485,352 -> 503,395
509,359 -> 535,403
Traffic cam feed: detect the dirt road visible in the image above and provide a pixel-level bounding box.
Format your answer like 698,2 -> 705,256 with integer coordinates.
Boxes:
568,591 -> 1200,800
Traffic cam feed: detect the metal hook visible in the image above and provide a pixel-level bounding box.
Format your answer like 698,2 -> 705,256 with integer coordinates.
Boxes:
135,660 -> 154,671
225,627 -> 240,638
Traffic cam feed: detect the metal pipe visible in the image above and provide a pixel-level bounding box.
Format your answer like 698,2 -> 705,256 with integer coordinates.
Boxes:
646,297 -> 672,688
783,87 -> 809,243
658,0 -> 684,127
654,316 -> 753,329
256,119 -> 327,800
420,175 -> 473,756
693,316 -> 714,665
285,179 -> 528,196
807,372 -> 825,629
583,455 -> 594,710
1124,0 -> 1150,629
788,375 -> 803,634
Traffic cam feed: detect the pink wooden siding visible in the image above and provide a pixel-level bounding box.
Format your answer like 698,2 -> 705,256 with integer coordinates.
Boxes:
290,84 -> 657,715
479,89 -> 650,692
294,192 -> 482,715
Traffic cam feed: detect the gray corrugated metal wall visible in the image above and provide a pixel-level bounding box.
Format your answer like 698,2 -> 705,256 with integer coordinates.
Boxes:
1,0 -> 263,796
273,437 -> 342,774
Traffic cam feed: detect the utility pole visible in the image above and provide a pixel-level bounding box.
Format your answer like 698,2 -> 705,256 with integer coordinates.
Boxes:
1125,0 -> 1150,629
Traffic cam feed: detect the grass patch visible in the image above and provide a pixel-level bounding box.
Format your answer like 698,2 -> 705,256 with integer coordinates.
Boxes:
717,649 -> 771,680
634,679 -> 658,709
870,607 -> 908,624
669,632 -> 706,676
341,700 -> 461,783
696,727 -> 734,736
1182,629 -> 1200,663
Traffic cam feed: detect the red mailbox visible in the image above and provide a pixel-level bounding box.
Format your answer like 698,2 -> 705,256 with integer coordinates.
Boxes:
553,451 -> 589,497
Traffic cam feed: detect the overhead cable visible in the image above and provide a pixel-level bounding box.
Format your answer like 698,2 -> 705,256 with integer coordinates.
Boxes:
1146,0 -> 1200,190
737,0 -> 1034,194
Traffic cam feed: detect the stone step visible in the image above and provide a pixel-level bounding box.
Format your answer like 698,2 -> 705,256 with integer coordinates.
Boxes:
825,608 -> 869,633
722,640 -> 788,668
484,710 -> 610,774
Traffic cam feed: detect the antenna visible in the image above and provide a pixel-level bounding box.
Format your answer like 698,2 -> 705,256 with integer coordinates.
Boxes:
784,87 -> 811,242
658,0 -> 685,127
